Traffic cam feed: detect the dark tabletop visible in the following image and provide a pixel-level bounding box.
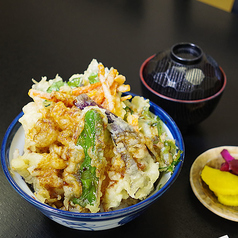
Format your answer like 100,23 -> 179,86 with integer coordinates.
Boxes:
1,1 -> 238,237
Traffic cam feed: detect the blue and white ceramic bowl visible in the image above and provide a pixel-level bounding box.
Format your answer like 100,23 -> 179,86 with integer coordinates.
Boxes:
1,94 -> 185,231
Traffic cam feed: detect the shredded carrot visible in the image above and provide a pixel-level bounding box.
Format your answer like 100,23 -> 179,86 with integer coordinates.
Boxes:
98,65 -> 115,112
29,89 -> 75,107
29,89 -> 53,101
91,88 -> 105,105
72,82 -> 102,96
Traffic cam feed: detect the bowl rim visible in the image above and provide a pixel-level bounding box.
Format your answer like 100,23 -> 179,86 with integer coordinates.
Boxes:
1,93 -> 185,219
140,54 -> 227,104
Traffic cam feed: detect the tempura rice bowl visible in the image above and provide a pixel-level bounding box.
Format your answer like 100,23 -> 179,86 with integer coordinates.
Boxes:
1,94 -> 184,231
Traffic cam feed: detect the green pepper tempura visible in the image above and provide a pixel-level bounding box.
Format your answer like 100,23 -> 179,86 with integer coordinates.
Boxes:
72,109 -> 104,208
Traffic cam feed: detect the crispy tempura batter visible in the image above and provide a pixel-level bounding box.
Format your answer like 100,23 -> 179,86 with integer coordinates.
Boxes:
28,61 -> 131,118
11,59 -> 180,213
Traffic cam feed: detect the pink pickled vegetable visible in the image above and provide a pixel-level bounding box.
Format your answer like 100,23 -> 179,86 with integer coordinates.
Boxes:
220,149 -> 238,175
220,161 -> 230,171
220,149 -> 235,162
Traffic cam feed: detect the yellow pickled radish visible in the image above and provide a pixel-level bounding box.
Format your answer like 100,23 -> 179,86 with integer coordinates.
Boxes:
201,165 -> 238,195
217,193 -> 238,206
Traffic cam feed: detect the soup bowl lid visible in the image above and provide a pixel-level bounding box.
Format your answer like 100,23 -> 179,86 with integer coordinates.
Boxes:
142,42 -> 224,101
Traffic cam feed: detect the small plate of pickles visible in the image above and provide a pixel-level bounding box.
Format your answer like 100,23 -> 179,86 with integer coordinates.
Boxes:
190,146 -> 238,222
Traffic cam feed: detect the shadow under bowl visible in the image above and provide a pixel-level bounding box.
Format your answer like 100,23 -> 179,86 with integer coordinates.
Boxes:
140,55 -> 227,133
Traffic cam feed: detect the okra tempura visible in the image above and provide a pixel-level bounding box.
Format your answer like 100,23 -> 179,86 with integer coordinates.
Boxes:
11,59 -> 181,213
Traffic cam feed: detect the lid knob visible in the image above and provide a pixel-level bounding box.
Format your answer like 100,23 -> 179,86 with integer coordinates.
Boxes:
170,42 -> 203,65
